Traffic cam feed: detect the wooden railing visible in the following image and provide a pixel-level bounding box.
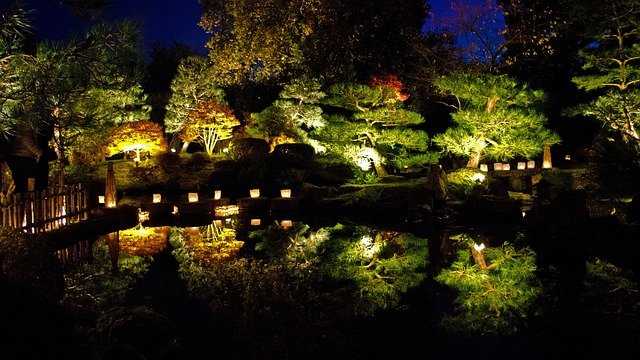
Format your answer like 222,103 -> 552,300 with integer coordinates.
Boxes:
0,183 -> 89,233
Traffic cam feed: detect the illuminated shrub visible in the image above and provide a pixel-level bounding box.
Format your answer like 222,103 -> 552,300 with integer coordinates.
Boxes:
155,152 -> 181,174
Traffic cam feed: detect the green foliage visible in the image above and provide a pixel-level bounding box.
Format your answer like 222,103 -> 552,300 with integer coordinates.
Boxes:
0,228 -> 65,300
63,241 -> 151,313
229,137 -> 270,160
164,56 -> 227,135
446,167 -> 483,200
570,0 -> 640,143
319,224 -> 429,316
433,73 -> 561,166
435,234 -> 541,335
314,82 -> 438,178
247,76 -> 326,147
587,136 -> 640,194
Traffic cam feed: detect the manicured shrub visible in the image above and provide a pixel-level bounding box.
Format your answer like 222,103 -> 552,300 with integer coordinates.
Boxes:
230,137 -> 270,160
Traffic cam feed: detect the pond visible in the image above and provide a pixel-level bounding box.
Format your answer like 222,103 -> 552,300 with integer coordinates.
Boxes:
57,200 -> 640,360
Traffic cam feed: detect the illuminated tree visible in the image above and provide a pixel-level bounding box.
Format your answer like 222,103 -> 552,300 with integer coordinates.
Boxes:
198,0 -> 427,85
1,20 -> 146,164
105,120 -> 167,160
164,56 -> 226,152
433,73 -> 561,167
314,81 -> 437,178
247,76 -> 326,149
569,0 -> 640,143
179,100 -> 240,156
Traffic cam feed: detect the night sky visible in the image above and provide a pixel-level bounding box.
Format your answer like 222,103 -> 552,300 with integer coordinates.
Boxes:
22,0 -> 209,54
17,0 -> 489,56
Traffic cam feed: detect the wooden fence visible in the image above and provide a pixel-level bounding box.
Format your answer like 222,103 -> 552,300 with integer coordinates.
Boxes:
0,183 -> 89,233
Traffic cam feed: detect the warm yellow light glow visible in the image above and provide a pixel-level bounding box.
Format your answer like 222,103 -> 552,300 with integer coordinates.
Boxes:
494,163 -> 503,171
98,195 -> 105,204
188,193 -> 198,202
138,210 -> 150,222
249,189 -> 260,198
280,220 -> 293,228
527,160 -> 535,169
356,148 -> 379,171
472,173 -> 485,182
214,190 -> 222,200
565,154 -> 571,161
215,205 -> 239,216
214,220 -> 223,227
133,157 -> 140,162
153,194 -> 161,203
473,243 -> 485,252
479,164 -> 488,172
502,163 -> 511,171
222,147 -> 229,153
280,189 -> 291,198
542,160 -> 552,169
517,162 -> 526,170
251,218 -> 261,226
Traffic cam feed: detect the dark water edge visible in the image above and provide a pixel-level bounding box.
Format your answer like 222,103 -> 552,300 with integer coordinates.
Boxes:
119,243 -> 640,360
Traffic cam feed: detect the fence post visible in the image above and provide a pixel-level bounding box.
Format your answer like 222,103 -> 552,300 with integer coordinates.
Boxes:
105,162 -> 117,208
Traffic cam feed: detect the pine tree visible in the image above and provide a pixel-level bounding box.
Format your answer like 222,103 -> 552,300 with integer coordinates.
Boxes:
315,80 -> 437,178
433,73 -> 561,167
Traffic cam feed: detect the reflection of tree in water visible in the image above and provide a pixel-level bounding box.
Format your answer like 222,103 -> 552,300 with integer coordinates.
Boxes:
183,221 -> 244,266
63,238 -> 151,312
119,224 -> 170,256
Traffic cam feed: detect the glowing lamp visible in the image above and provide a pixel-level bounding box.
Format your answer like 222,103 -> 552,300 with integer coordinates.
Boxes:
473,243 -> 485,252
249,189 -> 260,198
280,220 -> 293,228
222,148 -> 229,153
503,163 -> 511,171
214,190 -> 222,200
542,145 -> 552,168
527,161 -> 535,169
517,162 -> 526,170
479,164 -> 488,172
214,220 -> 223,227
565,154 -> 571,161
472,173 -> 485,182
251,218 -> 261,226
188,193 -> 199,202
494,163 -> 503,171
280,189 -> 291,198
98,195 -> 105,204
153,194 -> 162,203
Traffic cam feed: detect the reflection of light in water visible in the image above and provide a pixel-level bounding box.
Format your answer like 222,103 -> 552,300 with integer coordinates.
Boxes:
119,224 -> 170,256
215,205 -> 239,216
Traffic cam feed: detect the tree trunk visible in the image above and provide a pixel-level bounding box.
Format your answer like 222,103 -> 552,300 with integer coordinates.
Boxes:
373,157 -> 388,177
180,141 -> 190,154
471,244 -> 488,271
466,151 -> 482,168
105,162 -> 117,208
